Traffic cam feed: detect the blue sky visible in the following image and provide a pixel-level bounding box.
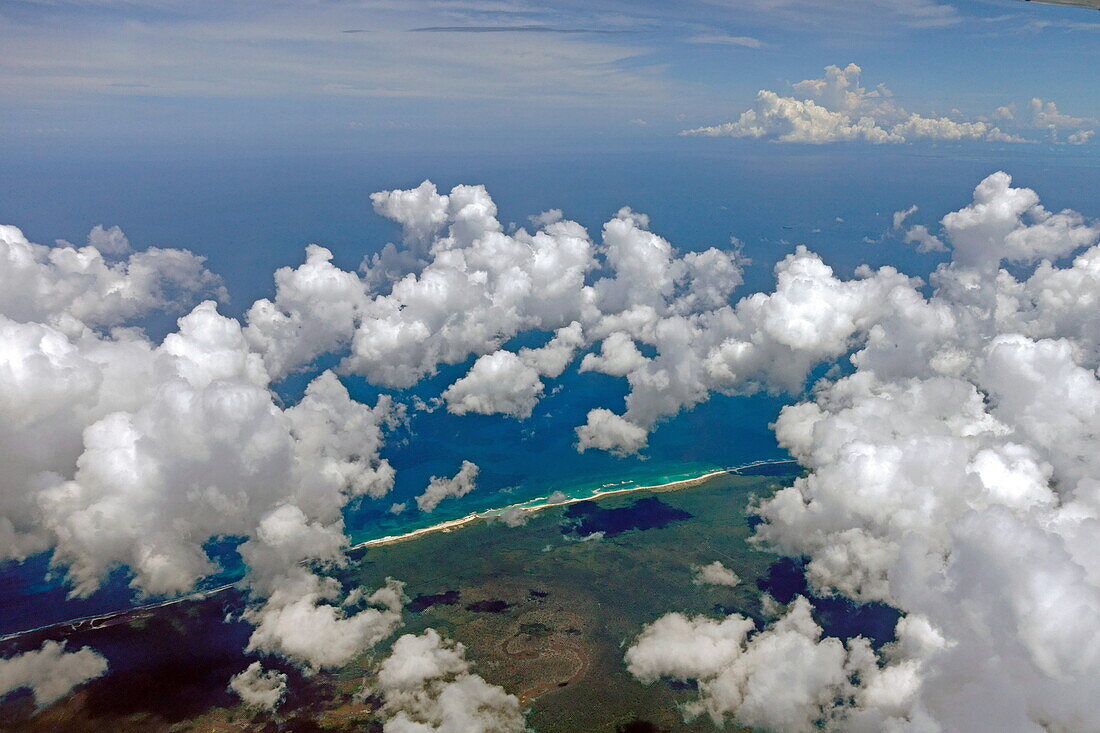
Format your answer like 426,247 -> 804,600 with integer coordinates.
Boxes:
2,0 -> 1098,156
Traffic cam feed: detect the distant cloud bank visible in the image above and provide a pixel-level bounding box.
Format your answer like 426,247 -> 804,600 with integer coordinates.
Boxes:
682,63 -> 1095,145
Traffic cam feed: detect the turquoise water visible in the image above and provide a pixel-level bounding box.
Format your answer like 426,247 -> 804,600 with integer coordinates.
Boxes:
341,380 -> 789,546
347,462 -> 726,546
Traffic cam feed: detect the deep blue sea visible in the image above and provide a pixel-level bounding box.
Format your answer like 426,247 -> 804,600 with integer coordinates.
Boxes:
2,141 -> 1098,636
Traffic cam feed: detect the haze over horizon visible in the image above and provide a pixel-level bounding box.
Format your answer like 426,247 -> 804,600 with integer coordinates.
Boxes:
2,0 -> 1098,155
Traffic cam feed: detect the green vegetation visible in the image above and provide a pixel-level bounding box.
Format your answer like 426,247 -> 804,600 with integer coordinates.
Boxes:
4,470 -> 796,732
343,470 -> 795,732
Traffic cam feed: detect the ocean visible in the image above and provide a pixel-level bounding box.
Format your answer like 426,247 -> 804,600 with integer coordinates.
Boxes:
2,141 -> 1098,636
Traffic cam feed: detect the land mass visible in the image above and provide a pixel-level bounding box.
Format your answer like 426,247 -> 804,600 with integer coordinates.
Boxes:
354,459 -> 797,550
1,464 -> 802,733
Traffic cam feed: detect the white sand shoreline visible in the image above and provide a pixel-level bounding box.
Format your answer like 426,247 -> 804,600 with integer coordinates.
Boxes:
350,458 -> 797,551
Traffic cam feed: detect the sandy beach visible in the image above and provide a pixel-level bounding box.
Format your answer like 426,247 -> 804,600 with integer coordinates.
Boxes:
351,459 -> 797,551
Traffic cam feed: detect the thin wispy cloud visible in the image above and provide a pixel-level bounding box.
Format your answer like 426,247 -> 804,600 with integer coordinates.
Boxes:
699,0 -> 960,30
408,24 -> 635,34
687,33 -> 767,48
0,0 -> 1095,147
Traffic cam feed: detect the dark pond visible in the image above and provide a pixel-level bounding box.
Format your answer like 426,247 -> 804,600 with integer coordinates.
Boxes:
560,497 -> 692,538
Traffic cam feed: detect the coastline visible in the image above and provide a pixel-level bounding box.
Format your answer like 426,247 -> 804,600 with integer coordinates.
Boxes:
0,583 -> 236,645
350,458 -> 797,551
1,458 -> 797,643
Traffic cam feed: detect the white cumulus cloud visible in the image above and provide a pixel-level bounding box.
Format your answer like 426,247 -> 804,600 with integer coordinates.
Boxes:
693,560 -> 741,587
0,641 -> 107,708
228,661 -> 288,710
416,460 -> 480,513
682,63 -> 1032,145
0,223 -> 410,686
0,224 -> 224,336
1068,129 -> 1095,145
626,171 -> 1100,731
8,167 -> 1100,730
367,628 -> 525,732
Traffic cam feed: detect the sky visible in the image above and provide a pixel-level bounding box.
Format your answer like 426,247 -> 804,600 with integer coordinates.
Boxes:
2,0 -> 1099,157
3,1 -> 1100,731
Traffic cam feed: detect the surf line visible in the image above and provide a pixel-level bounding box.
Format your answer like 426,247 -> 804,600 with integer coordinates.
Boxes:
351,458 -> 799,551
0,583 -> 237,645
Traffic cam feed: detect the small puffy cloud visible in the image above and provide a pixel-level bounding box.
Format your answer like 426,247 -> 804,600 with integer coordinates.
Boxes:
444,351 -> 544,419
0,224 -> 224,336
528,209 -> 563,228
86,225 -> 130,256
592,208 -> 744,321
892,205 -> 918,230
1068,130 -> 1095,145
904,224 -> 948,253
519,321 -> 585,378
244,573 -> 407,671
411,395 -> 443,413
692,560 -> 741,587
790,62 -> 890,113
1027,97 -> 1093,130
0,641 -> 108,708
442,323 -> 584,419
546,490 -> 568,503
370,179 -> 450,251
228,661 -> 287,710
341,183 -> 596,388
575,408 -> 649,456
368,628 -> 525,732
495,506 -> 528,527
580,331 -> 649,377
894,171 -> 1098,262
626,611 -> 754,684
416,461 -> 480,513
